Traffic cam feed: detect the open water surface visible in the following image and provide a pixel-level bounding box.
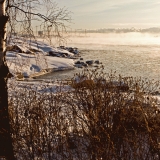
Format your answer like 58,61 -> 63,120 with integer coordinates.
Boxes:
38,33 -> 160,81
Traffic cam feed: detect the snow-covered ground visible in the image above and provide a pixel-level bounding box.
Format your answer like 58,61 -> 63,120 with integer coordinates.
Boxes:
6,37 -> 75,78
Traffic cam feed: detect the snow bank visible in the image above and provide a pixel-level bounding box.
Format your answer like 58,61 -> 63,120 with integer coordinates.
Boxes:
6,37 -> 75,78
6,51 -> 74,78
8,78 -> 73,95
8,37 -> 74,56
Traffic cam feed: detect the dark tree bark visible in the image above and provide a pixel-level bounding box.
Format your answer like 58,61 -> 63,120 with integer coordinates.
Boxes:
0,0 -> 70,158
0,0 -> 15,159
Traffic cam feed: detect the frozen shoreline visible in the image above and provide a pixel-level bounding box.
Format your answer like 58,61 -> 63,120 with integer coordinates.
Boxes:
6,37 -> 77,79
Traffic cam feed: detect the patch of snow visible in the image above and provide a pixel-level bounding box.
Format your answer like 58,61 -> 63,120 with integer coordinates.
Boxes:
6,51 -> 74,77
6,37 -> 75,78
9,37 -> 74,56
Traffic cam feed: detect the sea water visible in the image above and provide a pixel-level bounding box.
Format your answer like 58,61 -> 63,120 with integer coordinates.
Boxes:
39,32 -> 160,81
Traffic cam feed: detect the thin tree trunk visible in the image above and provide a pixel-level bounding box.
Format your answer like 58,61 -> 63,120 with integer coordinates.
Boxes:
0,0 -> 15,159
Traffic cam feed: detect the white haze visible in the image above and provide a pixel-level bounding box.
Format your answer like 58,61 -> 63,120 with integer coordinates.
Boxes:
62,32 -> 160,50
44,32 -> 160,81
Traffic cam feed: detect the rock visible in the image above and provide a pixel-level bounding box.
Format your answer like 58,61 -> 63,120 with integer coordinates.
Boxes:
6,45 -> 33,54
48,51 -> 58,57
80,62 -> 85,65
83,63 -> 88,67
74,64 -> 83,68
63,53 -> 69,56
66,47 -> 79,54
62,54 -> 67,58
73,48 -> 79,54
75,61 -> 88,67
78,66 -> 83,68
80,58 -> 83,60
67,47 -> 74,53
26,50 -> 34,54
75,61 -> 81,64
95,60 -> 100,64
86,60 -> 94,65
29,48 -> 41,52
59,46 -> 65,49
57,54 -> 61,57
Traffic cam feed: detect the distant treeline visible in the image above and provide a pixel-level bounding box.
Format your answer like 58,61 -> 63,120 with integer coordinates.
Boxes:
68,27 -> 160,34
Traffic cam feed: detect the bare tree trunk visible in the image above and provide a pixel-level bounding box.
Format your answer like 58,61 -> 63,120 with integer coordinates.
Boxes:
0,0 -> 15,159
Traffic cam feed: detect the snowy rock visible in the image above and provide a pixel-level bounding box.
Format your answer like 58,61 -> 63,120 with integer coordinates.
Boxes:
48,51 -> 58,57
62,54 -> 67,58
7,45 -> 33,54
6,51 -> 17,57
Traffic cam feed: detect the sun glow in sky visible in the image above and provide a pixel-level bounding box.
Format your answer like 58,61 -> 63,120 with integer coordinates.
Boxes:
57,0 -> 160,29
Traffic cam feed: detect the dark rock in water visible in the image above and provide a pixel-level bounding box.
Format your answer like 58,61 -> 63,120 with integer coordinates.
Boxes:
95,60 -> 100,64
80,58 -> 83,60
58,46 -> 79,54
80,62 -> 85,65
78,65 -> 83,68
66,47 -> 79,54
86,60 -> 94,65
73,48 -> 79,54
75,61 -> 81,64
83,63 -> 88,67
59,46 -> 65,49
48,51 -> 58,57
75,64 -> 83,68
74,61 -> 89,68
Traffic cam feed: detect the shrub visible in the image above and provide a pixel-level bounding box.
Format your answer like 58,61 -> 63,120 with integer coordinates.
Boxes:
8,69 -> 160,159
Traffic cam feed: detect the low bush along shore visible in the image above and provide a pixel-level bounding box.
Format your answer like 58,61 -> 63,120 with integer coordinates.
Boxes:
8,68 -> 160,159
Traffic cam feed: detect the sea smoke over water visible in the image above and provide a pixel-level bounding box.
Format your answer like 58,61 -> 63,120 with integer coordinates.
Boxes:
63,32 -> 160,49
47,32 -> 160,81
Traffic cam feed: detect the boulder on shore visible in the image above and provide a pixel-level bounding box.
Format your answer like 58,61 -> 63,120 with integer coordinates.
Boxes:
48,51 -> 58,57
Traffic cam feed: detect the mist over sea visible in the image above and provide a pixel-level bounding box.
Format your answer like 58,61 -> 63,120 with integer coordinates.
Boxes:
66,32 -> 160,49
43,32 -> 160,80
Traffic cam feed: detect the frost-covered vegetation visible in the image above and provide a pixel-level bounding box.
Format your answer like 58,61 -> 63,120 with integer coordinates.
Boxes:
8,68 -> 160,159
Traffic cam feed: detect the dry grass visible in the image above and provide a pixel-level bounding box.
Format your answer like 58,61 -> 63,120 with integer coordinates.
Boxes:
8,68 -> 160,159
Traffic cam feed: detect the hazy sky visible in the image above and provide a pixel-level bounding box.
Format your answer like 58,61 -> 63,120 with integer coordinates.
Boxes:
57,0 -> 160,29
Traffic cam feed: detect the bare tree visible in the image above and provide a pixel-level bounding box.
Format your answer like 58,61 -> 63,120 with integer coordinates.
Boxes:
0,0 -> 70,159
